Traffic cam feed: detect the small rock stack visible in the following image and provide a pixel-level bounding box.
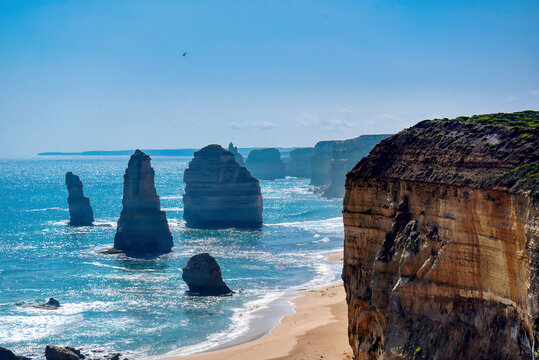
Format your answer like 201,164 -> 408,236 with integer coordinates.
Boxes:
65,172 -> 94,226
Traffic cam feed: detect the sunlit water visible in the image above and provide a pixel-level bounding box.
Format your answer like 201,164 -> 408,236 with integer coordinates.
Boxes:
0,156 -> 343,359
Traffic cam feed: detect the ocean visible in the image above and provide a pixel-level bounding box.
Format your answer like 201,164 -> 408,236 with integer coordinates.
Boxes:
0,156 -> 344,359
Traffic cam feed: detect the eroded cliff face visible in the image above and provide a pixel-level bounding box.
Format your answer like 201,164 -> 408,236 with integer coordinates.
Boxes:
183,145 -> 263,228
65,172 -> 94,226
325,134 -> 392,198
113,150 -> 173,255
286,147 -> 314,178
343,111 -> 539,359
245,148 -> 285,180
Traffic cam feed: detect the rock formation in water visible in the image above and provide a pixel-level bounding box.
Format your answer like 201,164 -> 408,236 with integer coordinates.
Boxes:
0,347 -> 30,360
342,111 -> 538,359
285,147 -> 314,178
310,140 -> 339,187
245,148 -> 285,180
228,142 -> 245,166
182,253 -> 233,296
113,150 -> 173,256
183,145 -> 263,228
324,135 -> 392,198
45,345 -> 80,360
33,298 -> 60,309
65,172 -> 94,226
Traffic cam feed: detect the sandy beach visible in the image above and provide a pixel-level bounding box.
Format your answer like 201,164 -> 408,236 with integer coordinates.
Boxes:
173,251 -> 351,360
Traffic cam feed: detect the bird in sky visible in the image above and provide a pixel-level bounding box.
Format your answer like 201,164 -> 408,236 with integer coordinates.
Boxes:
182,51 -> 189,56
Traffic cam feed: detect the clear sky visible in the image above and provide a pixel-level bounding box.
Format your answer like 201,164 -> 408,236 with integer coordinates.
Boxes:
1,0 -> 538,156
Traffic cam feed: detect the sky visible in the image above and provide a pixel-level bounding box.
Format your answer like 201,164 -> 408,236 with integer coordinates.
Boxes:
0,0 -> 538,156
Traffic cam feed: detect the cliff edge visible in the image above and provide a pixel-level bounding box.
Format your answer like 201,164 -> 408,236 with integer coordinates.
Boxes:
343,111 -> 538,359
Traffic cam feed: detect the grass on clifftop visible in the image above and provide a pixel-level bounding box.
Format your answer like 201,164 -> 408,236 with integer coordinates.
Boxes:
453,110 -> 539,129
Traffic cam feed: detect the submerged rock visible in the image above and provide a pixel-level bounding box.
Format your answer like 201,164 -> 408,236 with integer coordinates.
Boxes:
182,253 -> 232,296
228,142 -> 245,166
33,298 -> 60,309
112,150 -> 173,256
0,347 -> 31,360
44,345 -> 79,360
285,147 -> 314,178
183,145 -> 262,228
343,111 -> 539,359
324,134 -> 391,198
65,172 -> 94,226
245,148 -> 285,180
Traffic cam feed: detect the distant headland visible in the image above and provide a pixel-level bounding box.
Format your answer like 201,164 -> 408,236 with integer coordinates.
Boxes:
37,147 -> 294,157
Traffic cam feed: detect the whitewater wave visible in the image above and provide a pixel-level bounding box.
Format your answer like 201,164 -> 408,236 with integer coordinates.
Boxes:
161,290 -> 286,358
312,236 -> 330,243
83,261 -> 158,272
266,217 -> 343,232
25,207 -> 66,212
162,207 -> 183,212
0,313 -> 83,343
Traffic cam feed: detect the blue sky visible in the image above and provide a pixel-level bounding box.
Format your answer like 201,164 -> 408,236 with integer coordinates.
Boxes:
0,0 -> 538,156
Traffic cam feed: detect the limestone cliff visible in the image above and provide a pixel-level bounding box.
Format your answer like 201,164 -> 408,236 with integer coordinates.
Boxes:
343,111 -> 539,359
310,140 -> 338,187
245,148 -> 285,180
228,142 -> 245,166
183,145 -> 263,228
285,147 -> 314,178
324,135 -> 392,198
113,150 -> 173,255
65,172 -> 94,226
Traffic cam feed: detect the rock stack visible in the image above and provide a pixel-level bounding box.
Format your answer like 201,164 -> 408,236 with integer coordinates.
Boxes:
113,150 -> 173,255
182,253 -> 232,296
285,147 -> 314,178
228,142 -> 245,166
245,148 -> 285,180
343,111 -> 539,359
183,145 -> 263,228
65,172 -> 94,226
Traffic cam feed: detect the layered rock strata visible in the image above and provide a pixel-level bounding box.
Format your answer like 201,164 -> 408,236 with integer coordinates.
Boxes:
183,145 -> 262,228
65,172 -> 94,226
228,142 -> 245,166
324,135 -> 391,198
113,150 -> 173,255
245,148 -> 285,180
285,147 -> 314,178
343,111 -> 539,359
182,253 -> 233,296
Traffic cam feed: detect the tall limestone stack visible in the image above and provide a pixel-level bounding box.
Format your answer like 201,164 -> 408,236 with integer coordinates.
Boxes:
113,150 -> 173,255
285,147 -> 314,178
342,111 -> 538,359
228,142 -> 245,166
324,134 -> 392,198
65,172 -> 94,226
183,145 -> 263,228
310,140 -> 339,187
245,148 -> 285,180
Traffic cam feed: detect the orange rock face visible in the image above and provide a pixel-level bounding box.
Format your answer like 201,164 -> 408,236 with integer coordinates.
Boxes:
342,111 -> 538,359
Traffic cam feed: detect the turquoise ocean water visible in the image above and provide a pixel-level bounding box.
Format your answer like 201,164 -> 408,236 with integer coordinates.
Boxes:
0,156 -> 344,359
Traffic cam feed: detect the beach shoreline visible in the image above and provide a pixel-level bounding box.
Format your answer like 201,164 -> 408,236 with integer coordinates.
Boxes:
167,250 -> 351,360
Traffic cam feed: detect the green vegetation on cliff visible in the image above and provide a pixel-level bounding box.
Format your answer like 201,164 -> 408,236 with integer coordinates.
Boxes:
351,110 -> 538,195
